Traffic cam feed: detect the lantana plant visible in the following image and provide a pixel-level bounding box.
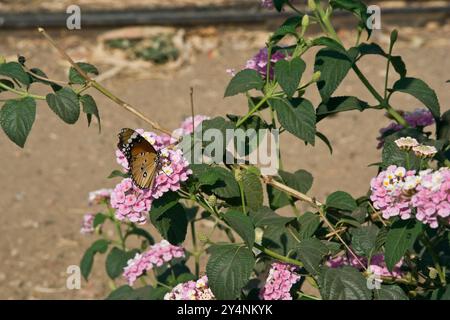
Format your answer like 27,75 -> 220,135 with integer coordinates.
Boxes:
1,0 -> 450,300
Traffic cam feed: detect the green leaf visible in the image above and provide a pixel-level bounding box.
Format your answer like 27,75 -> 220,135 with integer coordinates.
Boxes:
224,69 -> 264,97
330,0 -> 372,37
350,225 -> 379,258
80,94 -> 101,132
106,247 -> 139,279
356,43 -> 406,78
242,169 -> 263,211
319,266 -> 372,300
69,62 -> 99,84
224,209 -> 255,248
316,131 -> 333,154
271,97 -> 316,144
326,191 -> 357,212
298,212 -> 321,240
149,192 -> 180,221
0,97 -> 36,147
267,169 -> 314,210
0,62 -> 30,85
107,170 -> 129,179
93,213 -> 107,228
385,219 -> 422,271
274,57 -> 306,98
316,96 -> 369,122
296,238 -> 329,275
150,195 -> 187,245
314,48 -> 352,101
311,37 -> 347,53
0,79 -> 15,92
382,139 -> 421,170
206,167 -> 240,199
206,244 -> 255,300
80,239 -> 109,280
46,87 -> 80,124
270,16 -> 301,43
124,227 -> 155,245
273,0 -> 288,12
106,285 -> 168,300
261,223 -> 300,256
249,206 -> 294,227
376,285 -> 409,300
392,77 -> 440,120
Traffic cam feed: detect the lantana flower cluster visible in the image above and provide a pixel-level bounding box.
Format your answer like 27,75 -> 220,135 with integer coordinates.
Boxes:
110,178 -> 153,224
123,240 -> 185,285
164,275 -> 215,300
172,115 -> 210,138
376,109 -> 434,149
113,124 -> 200,223
260,262 -> 300,300
80,213 -> 95,234
370,161 -> 450,228
88,188 -> 113,205
245,48 -> 286,79
326,253 -> 404,278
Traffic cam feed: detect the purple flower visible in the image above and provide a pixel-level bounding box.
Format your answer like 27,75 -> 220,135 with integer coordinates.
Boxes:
376,109 -> 434,149
164,275 -> 215,300
327,253 -> 404,278
261,0 -> 274,9
245,47 -> 286,79
123,240 -> 185,285
260,262 -> 300,300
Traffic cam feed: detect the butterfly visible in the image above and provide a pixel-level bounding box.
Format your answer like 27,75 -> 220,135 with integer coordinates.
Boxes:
117,128 -> 162,189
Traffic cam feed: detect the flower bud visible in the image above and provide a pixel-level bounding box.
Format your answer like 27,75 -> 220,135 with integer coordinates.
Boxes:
312,71 -> 321,83
207,194 -> 217,207
0,56 -> 5,64
234,169 -> 243,182
308,0 -> 316,11
301,14 -> 310,30
197,232 -> 209,243
390,29 -> 398,45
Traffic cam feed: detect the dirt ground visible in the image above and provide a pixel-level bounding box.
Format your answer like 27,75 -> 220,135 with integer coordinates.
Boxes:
0,18 -> 449,299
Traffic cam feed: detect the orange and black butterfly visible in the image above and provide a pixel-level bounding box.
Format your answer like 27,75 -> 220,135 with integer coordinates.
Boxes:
117,128 -> 161,189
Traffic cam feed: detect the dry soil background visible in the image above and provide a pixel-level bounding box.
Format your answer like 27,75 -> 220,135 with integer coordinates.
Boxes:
0,21 -> 449,299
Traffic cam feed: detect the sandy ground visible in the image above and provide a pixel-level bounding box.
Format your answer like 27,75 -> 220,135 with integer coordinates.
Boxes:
0,20 -> 449,299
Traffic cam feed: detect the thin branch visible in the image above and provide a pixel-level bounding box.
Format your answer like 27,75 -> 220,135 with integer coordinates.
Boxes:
38,27 -> 172,136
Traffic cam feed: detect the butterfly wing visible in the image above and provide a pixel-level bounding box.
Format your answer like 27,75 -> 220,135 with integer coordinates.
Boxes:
118,128 -> 160,189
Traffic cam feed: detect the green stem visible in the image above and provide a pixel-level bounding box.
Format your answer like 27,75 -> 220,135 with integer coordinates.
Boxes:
254,243 -> 303,267
238,180 -> 247,214
0,81 -> 46,100
114,221 -> 126,250
352,64 -> 408,127
190,220 -> 200,278
384,43 -> 393,100
236,95 -> 271,127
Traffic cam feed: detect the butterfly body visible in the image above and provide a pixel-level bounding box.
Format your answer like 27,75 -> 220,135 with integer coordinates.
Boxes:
118,128 -> 161,189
